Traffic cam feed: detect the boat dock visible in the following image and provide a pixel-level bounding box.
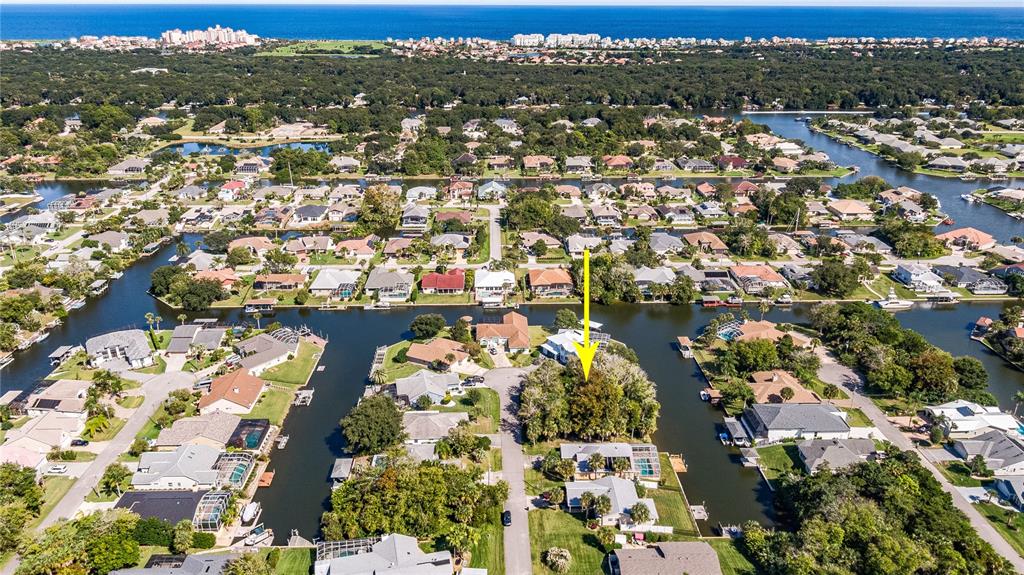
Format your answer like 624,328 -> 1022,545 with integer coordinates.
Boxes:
689,505 -> 709,521
293,390 -> 314,406
668,453 -> 687,472
369,345 -> 387,376
276,435 -> 290,449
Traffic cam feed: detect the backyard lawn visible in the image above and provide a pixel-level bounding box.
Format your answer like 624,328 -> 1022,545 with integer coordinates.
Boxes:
707,538 -> 758,575
756,444 -> 804,482
468,515 -> 505,575
649,488 -> 698,536
265,548 -> 314,575
47,354 -> 97,381
528,509 -> 608,575
938,461 -> 990,488
524,467 -> 562,497
246,387 -> 295,426
840,407 -> 872,427
261,341 -> 322,386
977,502 -> 1024,558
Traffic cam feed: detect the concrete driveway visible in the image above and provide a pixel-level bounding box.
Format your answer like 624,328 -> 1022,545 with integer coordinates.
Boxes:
484,367 -> 532,575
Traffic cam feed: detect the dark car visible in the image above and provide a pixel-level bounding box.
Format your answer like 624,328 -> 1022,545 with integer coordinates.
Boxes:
70,439 -> 89,447
501,510 -> 512,527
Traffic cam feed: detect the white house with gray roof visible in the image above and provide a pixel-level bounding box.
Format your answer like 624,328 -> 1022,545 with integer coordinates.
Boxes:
132,445 -> 221,490
564,475 -> 659,529
742,403 -> 850,443
86,329 -> 154,369
953,430 -> 1024,475
313,534 -> 453,575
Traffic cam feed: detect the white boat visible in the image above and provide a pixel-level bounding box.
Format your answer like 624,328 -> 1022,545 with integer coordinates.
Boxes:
774,294 -> 793,306
961,194 -> 976,203
0,356 -> 14,370
875,288 -> 914,311
167,255 -> 179,262
243,524 -> 273,546
241,502 -> 261,524
108,271 -> 124,279
366,302 -> 391,310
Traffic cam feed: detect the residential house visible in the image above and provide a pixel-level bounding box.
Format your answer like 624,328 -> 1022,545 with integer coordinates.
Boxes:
748,370 -> 819,404
772,157 -> 799,173
86,329 -> 154,369
329,155 -> 360,173
927,156 -> 969,172
893,263 -> 944,293
166,324 -> 225,356
293,205 -> 329,226
25,379 -> 90,418
925,400 -> 1021,437
827,199 -> 874,221
933,265 -> 1007,295
936,227 -> 997,251
364,268 -> 414,302
89,231 -> 130,253
520,231 -> 561,253
648,232 -> 684,255
742,404 -> 851,443
560,205 -> 589,224
527,268 -> 574,297
565,476 -> 659,529
683,231 -> 727,254
313,534 -> 452,575
677,157 -> 716,173
420,269 -> 466,294
153,412 -> 242,451
797,438 -> 877,473
405,339 -> 470,371
590,205 -> 622,227
405,186 -> 437,202
400,204 -> 430,233
476,311 -> 530,353
430,233 -> 471,257
729,265 -> 788,295
403,411 -> 469,443
633,266 -> 677,296
132,445 -> 222,490
392,371 -> 462,409
602,155 -> 634,171
195,269 -> 241,292
335,235 -> 377,259
565,234 -> 602,258
253,273 -> 306,291
656,205 -> 695,225
228,236 -> 276,259
198,370 -> 267,415
474,270 -> 516,304
558,443 -> 661,480
565,156 -> 593,174
107,158 -> 150,176
953,430 -> 1024,476
309,269 -> 361,300
233,331 -> 299,376
522,155 -> 556,173
613,542 -> 723,575
477,180 -> 507,200
716,155 -> 747,170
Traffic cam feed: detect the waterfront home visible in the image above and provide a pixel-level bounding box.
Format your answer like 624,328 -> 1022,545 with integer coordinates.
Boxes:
748,370 -> 819,404
677,157 -> 716,173
228,236 -> 277,259
729,264 -> 788,295
107,157 -> 150,176
486,156 -> 513,171
936,227 -> 997,251
284,235 -> 335,258
474,269 -> 516,304
198,370 -> 268,415
584,183 -> 615,200
565,156 -> 593,174
925,400 -> 1020,437
953,430 -> 1024,476
7,211 -> 60,232
313,534 -> 452,575
522,155 -> 556,173
25,379 -> 90,418
996,477 -> 1024,511
477,180 -> 507,200
89,231 -> 130,253
927,156 -> 969,172
403,411 -> 469,444
933,265 -> 1007,295
153,412 -> 242,451
335,235 -> 377,259
405,186 -> 438,202
86,329 -> 154,369
400,204 -> 430,232
540,329 -> 609,364
405,338 -> 470,371
329,155 -> 361,173
391,371 -> 462,406
363,268 -> 414,302
893,263 -> 944,293
796,438 -> 877,474
559,442 -> 662,480
253,273 -> 306,291
833,231 -> 892,254
309,269 -> 360,300
132,445 -> 222,490
113,490 -> 216,531
612,542 -> 723,575
741,404 -> 851,443
293,205 -> 329,226
716,155 -> 747,170
476,311 -> 530,353
772,157 -> 799,173
725,320 -> 813,348
632,266 -> 677,296
420,269 -> 466,295
682,231 -> 727,254
590,204 -> 622,227
195,269 -> 240,291
656,205 -> 695,225
216,180 -> 246,202
826,199 -> 874,221
565,476 -> 659,529
896,200 -> 928,223
527,268 -> 574,298
167,324 -> 225,355
255,206 -> 293,228
602,155 -> 634,171
446,180 -> 475,201
234,332 -> 298,377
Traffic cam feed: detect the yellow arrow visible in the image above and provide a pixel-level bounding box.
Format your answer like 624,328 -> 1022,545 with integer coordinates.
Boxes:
572,249 -> 600,381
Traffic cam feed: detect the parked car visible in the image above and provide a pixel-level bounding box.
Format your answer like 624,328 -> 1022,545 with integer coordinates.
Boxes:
70,439 -> 89,447
47,465 -> 68,475
501,510 -> 512,527
464,376 -> 485,386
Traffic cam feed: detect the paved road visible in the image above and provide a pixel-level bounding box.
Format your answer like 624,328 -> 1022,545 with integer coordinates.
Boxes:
484,367 -> 532,575
486,205 -> 502,262
816,349 -> 1024,572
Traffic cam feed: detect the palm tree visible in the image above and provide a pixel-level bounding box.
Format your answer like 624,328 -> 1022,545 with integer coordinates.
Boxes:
370,370 -> 386,386
177,313 -> 187,325
253,312 -> 262,330
144,312 -> 156,346
155,316 -> 163,331
1014,391 -> 1024,416
579,491 -> 595,518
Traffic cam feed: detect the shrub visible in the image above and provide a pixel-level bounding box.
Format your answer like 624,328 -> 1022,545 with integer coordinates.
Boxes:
191,531 -> 216,549
134,517 -> 172,546
543,547 -> 572,574
395,348 -> 408,363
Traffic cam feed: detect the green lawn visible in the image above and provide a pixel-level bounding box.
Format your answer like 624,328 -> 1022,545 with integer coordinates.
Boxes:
524,467 -> 563,497
377,340 -> 421,382
46,353 -> 97,381
257,39 -> 386,56
270,548 -> 314,575
415,292 -> 474,304
976,502 -> 1024,558
135,356 -> 167,375
437,388 -> 500,433
938,461 -> 989,488
707,538 -> 758,575
29,476 -> 75,529
137,402 -> 198,441
135,546 -> 171,569
117,395 -> 145,409
261,341 -> 322,386
649,488 -> 698,536
756,444 -> 804,482
528,509 -> 608,575
468,515 -> 505,575
0,245 -> 44,267
84,417 -> 127,442
246,387 -> 295,425
840,407 -> 873,427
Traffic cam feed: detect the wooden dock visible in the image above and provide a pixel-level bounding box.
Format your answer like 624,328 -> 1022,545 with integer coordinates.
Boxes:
668,454 -> 687,473
368,345 -> 387,376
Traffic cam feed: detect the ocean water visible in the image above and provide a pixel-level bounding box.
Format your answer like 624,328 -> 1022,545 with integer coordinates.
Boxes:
1,5 -> 1022,41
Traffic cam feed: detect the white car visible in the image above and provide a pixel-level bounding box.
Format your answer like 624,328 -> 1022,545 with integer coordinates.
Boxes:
46,464 -> 68,475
